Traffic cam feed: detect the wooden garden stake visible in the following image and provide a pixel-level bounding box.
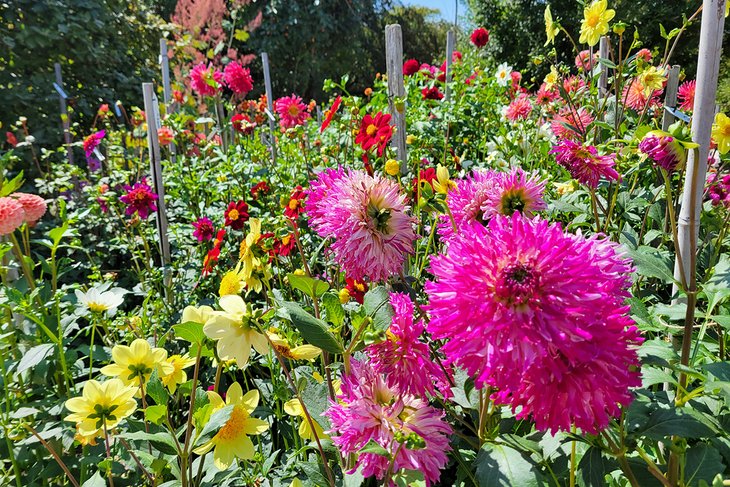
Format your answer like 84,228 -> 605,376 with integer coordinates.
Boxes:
385,24 -> 407,173
142,83 -> 172,290
54,63 -> 74,165
598,36 -> 609,97
661,65 -> 682,131
445,30 -> 456,101
159,39 -> 172,109
261,52 -> 278,165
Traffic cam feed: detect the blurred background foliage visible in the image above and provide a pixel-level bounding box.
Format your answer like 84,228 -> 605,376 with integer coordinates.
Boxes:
1,0 -> 728,156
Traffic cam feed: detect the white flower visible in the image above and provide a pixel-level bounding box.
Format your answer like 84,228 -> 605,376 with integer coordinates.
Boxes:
495,63 -> 512,86
75,283 -> 126,316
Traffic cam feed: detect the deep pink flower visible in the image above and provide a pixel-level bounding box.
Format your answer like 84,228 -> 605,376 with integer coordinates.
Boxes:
326,359 -> 452,485
192,217 -> 214,242
551,140 -> 620,188
223,61 -> 253,95
190,63 -> 223,97
83,130 -> 105,157
366,293 -> 451,398
470,27 -> 490,47
575,50 -> 598,71
536,83 -> 559,105
355,112 -> 393,157
426,213 -> 641,433
275,94 -> 311,129
438,170 -> 498,240
421,86 -> 444,100
305,169 -> 415,282
120,179 -> 158,219
678,80 -> 696,112
224,200 -> 249,230
231,114 -> 256,134
481,168 -> 546,219
505,94 -> 533,121
403,59 -> 420,76
639,132 -> 686,172
706,172 -> 730,208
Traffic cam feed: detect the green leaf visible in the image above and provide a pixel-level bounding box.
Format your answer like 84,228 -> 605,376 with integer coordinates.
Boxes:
300,380 -> 331,431
287,273 -> 330,298
577,447 -> 617,487
145,404 -> 168,425
276,301 -> 343,353
363,286 -> 394,331
146,370 -> 168,406
17,343 -> 55,374
626,246 -> 675,283
172,321 -> 206,345
48,222 -> 70,249
322,293 -> 345,327
1,171 -> 24,197
635,407 -> 717,440
121,431 -> 178,455
81,471 -> 106,487
195,404 -> 234,447
475,443 -> 548,486
358,439 -> 390,458
685,444 -> 725,486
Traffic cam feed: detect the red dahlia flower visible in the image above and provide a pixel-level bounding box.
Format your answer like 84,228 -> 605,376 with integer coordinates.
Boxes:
355,112 -> 393,157
224,200 -> 249,230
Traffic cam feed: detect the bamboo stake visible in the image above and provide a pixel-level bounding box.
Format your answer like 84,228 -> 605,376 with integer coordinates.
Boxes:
598,36 -> 609,97
261,52 -> 277,165
445,30 -> 456,101
385,24 -> 407,173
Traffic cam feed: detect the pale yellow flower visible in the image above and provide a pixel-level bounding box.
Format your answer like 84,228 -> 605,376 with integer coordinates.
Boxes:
284,398 -> 328,441
432,165 -> 457,194
638,66 -> 666,96
160,354 -> 196,393
100,339 -> 174,390
182,305 -> 214,325
267,330 -> 321,361
203,295 -> 269,367
193,382 -> 268,470
65,379 -> 137,437
238,218 -> 271,294
544,66 -> 559,89
712,112 -> 730,154
579,0 -> 615,47
544,5 -> 560,46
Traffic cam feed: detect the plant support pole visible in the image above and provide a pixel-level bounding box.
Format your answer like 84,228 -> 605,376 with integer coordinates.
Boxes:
385,24 -> 407,173
661,65 -> 681,131
54,63 -> 74,165
261,52 -> 277,165
445,30 -> 456,101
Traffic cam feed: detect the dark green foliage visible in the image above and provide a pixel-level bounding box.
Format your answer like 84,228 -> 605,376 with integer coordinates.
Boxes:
0,0 -> 164,146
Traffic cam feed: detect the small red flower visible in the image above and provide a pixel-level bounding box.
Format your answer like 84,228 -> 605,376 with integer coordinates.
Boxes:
272,233 -> 296,257
283,186 -> 306,219
158,127 -> 175,146
470,27 -> 490,47
6,132 -> 17,148
403,59 -> 420,76
421,86 -> 444,100
345,277 -> 368,304
232,114 -> 256,134
320,95 -> 342,133
354,112 -> 393,157
412,167 -> 438,196
224,200 -> 249,230
250,181 -> 271,200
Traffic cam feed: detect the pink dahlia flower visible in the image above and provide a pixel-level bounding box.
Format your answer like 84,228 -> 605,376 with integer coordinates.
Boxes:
275,94 -> 311,129
551,107 -> 594,140
536,83 -> 558,105
190,63 -> 223,97
426,213 -> 641,432
83,130 -> 105,158
706,173 -> 730,208
326,359 -> 452,485
677,80 -> 696,112
223,61 -> 253,95
192,216 -> 214,242
0,197 -> 25,235
551,140 -> 620,188
366,293 -> 451,398
639,131 -> 686,172
437,170 -> 498,240
622,78 -> 661,111
305,169 -> 415,282
11,192 -> 47,224
574,50 -> 598,71
120,178 -> 159,219
504,94 -> 533,121
481,168 -> 546,219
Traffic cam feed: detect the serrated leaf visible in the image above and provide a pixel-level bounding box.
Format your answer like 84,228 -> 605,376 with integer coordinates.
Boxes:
276,301 -> 343,353
635,407 -> 716,440
172,321 -> 205,345
626,245 -> 675,283
146,370 -> 168,406
287,274 -> 330,298
145,404 -> 168,425
363,286 -> 394,331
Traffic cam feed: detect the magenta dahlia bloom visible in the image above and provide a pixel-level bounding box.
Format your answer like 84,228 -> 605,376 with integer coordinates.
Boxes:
706,172 -> 730,208
190,63 -> 223,97
437,170 -> 497,240
223,61 -> 253,95
366,293 -> 451,398
192,216 -> 214,242
326,359 -> 452,485
83,130 -> 105,158
275,94 -> 311,129
481,168 -> 546,219
305,169 -> 415,282
551,140 -> 620,188
678,80 -> 696,112
426,213 -> 641,432
120,178 -> 158,219
639,131 -> 686,172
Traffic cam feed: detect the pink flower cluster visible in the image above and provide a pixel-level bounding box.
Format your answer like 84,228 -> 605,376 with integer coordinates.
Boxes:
305,168 -> 415,282
0,192 -> 47,235
326,359 -> 452,485
426,213 -> 642,433
551,139 -> 620,188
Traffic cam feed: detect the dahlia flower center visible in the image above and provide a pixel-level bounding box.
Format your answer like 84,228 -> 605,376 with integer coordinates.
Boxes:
723,125 -> 730,137
366,124 -> 378,136
501,190 -> 527,215
586,13 -> 600,27
367,203 -> 392,233
134,191 -> 148,201
495,262 -> 539,307
87,302 -> 110,313
125,363 -> 153,382
216,405 -> 248,441
288,199 -> 300,210
228,209 -> 240,220
288,105 -> 300,117
88,403 -> 119,428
